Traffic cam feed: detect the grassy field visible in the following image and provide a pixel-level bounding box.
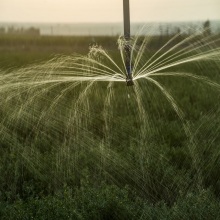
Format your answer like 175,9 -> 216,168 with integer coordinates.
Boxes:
0,33 -> 220,219
0,35 -> 119,69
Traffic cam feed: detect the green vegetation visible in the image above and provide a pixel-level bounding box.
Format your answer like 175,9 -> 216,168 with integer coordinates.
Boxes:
0,35 -> 118,69
0,33 -> 220,219
0,186 -> 219,220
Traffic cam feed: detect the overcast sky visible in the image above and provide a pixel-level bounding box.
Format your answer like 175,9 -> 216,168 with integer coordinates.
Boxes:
0,0 -> 219,23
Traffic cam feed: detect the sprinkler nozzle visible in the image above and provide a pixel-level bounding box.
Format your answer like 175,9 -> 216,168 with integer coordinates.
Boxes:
126,64 -> 134,86
126,77 -> 134,86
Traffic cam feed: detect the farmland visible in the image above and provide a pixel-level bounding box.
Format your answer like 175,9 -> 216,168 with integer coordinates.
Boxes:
0,33 -> 220,219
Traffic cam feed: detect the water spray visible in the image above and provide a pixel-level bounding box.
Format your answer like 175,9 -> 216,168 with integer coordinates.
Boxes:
123,0 -> 134,86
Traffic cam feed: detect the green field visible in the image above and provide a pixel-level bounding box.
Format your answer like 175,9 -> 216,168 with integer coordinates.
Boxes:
0,35 -> 119,69
0,33 -> 220,219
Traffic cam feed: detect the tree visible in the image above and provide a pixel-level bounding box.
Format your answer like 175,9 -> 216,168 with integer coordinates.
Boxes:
203,20 -> 211,36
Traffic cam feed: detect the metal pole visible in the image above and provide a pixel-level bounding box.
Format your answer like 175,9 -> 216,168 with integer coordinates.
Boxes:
123,0 -> 134,86
123,0 -> 130,40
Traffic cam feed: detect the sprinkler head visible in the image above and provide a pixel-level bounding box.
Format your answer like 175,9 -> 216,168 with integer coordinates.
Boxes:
126,77 -> 134,86
126,64 -> 134,86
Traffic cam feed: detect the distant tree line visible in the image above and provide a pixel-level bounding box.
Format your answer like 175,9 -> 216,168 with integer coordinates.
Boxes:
0,26 -> 40,36
158,20 -> 214,37
0,20 -> 217,37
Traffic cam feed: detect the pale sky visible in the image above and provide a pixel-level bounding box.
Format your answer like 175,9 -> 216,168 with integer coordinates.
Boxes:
0,0 -> 220,23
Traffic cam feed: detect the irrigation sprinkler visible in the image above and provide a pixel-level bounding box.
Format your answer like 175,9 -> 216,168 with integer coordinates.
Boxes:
123,0 -> 134,86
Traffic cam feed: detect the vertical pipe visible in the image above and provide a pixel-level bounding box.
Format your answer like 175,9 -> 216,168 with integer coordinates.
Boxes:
123,0 -> 134,86
123,0 -> 130,40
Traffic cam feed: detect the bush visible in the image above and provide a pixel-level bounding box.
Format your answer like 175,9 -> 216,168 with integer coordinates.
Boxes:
0,186 -> 219,220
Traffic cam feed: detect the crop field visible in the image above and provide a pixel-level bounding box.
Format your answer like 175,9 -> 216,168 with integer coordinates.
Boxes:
0,33 -> 220,219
